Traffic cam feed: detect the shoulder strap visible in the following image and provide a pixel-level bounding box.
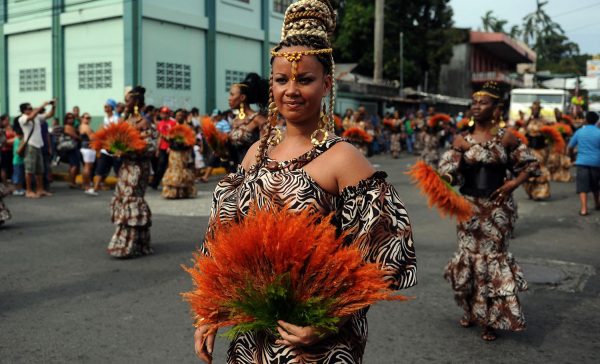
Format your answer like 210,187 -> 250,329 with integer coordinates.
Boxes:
23,117 -> 36,146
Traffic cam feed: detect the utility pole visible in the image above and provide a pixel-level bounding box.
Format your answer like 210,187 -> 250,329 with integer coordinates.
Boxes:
374,0 -> 384,83
399,31 -> 404,97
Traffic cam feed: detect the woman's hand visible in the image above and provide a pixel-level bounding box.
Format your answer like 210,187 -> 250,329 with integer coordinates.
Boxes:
275,320 -> 325,347
194,325 -> 217,363
490,179 -> 519,205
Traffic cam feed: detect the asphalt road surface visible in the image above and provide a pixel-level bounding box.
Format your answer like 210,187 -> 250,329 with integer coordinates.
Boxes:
1,154 -> 599,363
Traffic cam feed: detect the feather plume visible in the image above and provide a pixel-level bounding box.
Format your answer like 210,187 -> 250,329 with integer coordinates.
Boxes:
456,118 -> 470,130
182,207 -> 408,338
90,121 -> 146,155
508,128 -> 528,146
201,118 -> 229,154
165,123 -> 196,147
553,122 -> 573,136
540,125 -> 566,153
427,113 -> 452,128
333,114 -> 343,130
342,127 -> 373,143
406,161 -> 473,222
561,114 -> 574,126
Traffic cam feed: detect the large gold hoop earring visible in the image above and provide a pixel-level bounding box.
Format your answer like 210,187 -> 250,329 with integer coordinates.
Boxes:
239,103 -> 246,120
499,117 -> 506,129
311,104 -> 329,147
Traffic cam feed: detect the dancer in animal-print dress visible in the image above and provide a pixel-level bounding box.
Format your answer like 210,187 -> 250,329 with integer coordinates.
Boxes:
0,183 -> 11,226
191,1 -> 416,362
107,86 -> 157,258
438,82 -> 540,341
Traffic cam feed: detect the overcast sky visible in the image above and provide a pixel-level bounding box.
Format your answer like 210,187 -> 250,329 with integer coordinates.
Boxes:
450,0 -> 600,54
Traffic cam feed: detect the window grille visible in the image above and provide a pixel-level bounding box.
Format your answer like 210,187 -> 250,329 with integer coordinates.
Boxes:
78,62 -> 112,89
19,68 -> 46,92
157,62 -> 191,90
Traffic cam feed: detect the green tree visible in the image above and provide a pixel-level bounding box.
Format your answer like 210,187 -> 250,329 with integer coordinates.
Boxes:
521,0 -> 579,64
333,0 -> 457,92
481,10 -> 507,33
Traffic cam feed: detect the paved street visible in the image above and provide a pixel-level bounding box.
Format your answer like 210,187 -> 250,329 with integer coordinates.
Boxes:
1,155 -> 599,363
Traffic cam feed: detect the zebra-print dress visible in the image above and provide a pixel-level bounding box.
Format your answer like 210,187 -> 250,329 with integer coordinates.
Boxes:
438,130 -> 540,331
201,136 -> 417,363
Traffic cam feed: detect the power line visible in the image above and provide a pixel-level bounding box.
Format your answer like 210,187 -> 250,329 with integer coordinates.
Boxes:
552,1 -> 600,18
566,21 -> 600,33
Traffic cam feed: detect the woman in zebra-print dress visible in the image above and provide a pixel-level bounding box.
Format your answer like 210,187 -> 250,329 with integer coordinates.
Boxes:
192,1 -> 416,363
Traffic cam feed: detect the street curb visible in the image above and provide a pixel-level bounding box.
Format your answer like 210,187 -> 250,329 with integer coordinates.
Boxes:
51,167 -> 227,187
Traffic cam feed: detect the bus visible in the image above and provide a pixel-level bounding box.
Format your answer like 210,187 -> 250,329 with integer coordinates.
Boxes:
509,88 -> 569,122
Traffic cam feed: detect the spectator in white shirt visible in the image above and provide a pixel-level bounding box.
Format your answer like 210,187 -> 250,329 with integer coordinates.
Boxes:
18,100 -> 55,198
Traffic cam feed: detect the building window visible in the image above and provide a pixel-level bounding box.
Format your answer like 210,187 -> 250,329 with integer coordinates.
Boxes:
19,68 -> 46,92
273,0 -> 293,13
225,70 -> 247,91
78,62 -> 112,89
156,62 -> 191,90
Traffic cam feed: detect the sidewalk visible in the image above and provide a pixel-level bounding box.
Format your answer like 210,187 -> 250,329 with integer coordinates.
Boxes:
51,165 -> 227,188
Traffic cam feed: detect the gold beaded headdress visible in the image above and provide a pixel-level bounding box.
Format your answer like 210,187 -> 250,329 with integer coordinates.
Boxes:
473,81 -> 501,100
266,0 -> 337,147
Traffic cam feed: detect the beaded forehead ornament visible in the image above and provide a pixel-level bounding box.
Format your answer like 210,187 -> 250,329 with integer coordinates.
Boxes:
270,48 -> 333,81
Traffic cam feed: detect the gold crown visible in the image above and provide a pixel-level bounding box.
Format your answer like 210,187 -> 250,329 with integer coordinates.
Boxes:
473,81 -> 501,99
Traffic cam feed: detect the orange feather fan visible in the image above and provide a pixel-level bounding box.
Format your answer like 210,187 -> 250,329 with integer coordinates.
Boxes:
553,122 -> 573,136
406,161 -> 473,223
343,127 -> 373,143
165,123 -> 196,147
333,114 -> 343,130
91,121 -> 146,155
540,125 -> 566,153
182,207 -> 408,337
201,118 -> 228,154
561,114 -> 574,126
456,118 -> 470,130
427,113 -> 452,128
383,118 -> 397,131
508,128 -> 529,146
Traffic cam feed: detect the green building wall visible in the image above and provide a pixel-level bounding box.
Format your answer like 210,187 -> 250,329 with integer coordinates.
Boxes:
0,0 -> 287,128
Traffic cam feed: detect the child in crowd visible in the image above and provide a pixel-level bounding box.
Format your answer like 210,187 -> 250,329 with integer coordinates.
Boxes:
11,130 -> 25,196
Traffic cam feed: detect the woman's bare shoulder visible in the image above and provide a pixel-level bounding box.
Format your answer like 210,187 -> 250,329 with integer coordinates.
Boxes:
326,141 -> 375,190
241,141 -> 262,171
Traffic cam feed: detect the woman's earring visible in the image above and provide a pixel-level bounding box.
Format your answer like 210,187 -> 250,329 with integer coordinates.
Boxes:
134,105 -> 139,116
499,117 -> 506,129
468,117 -> 475,127
239,103 -> 246,120
311,104 -> 329,147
